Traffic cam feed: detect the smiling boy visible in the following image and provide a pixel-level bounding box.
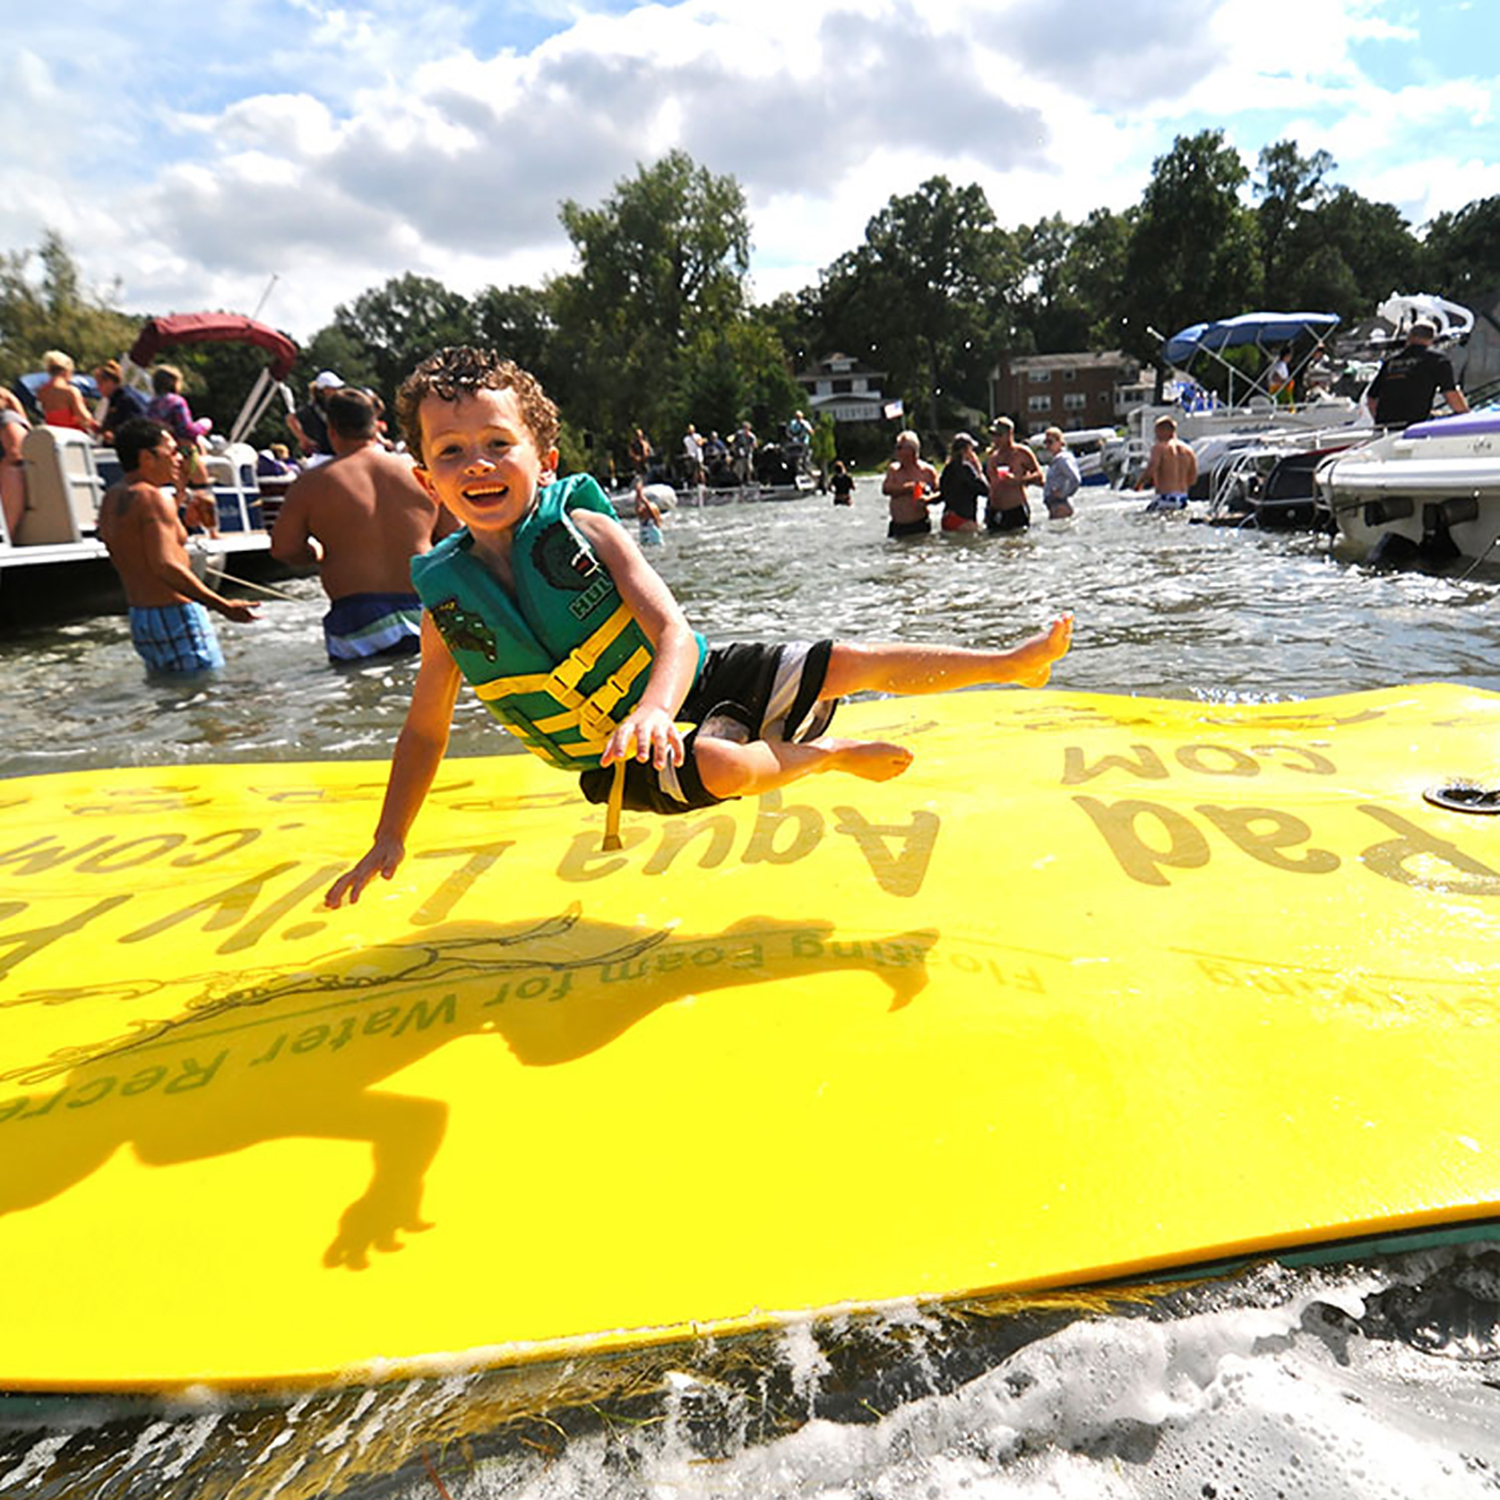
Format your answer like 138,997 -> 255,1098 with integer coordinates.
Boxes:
326,347 -> 1073,908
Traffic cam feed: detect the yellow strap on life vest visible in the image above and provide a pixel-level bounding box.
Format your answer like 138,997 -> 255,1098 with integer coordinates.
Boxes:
473,603 -> 636,707
601,759 -> 626,851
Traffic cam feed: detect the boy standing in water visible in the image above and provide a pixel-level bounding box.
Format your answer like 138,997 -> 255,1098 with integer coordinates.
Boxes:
326,348 -> 1072,908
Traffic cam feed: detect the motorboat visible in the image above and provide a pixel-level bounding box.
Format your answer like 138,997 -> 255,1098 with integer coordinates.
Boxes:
1202,432 -> 1367,530
1118,309 -> 1377,485
1316,408 -> 1500,567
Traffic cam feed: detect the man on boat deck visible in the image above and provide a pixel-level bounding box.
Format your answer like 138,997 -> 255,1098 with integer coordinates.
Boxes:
271,388 -> 455,662
97,418 -> 259,673
1366,320 -> 1469,429
325,347 -> 1074,909
1138,416 -> 1198,511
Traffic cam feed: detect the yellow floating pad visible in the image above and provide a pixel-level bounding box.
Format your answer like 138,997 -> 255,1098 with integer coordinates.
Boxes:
4,684 -> 1500,1391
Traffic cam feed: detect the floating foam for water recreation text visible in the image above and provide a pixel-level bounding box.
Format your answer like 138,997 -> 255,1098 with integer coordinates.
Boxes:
3,684 -> 1500,1390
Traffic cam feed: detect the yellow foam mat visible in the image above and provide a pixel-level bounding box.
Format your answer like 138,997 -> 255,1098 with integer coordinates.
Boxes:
4,684 -> 1500,1390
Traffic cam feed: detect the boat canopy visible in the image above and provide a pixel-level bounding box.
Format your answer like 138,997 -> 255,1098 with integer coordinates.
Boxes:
1164,312 -> 1340,366
126,313 -> 300,447
128,314 -> 299,383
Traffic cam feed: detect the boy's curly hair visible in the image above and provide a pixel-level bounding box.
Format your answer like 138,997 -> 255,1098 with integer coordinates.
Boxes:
396,347 -> 559,465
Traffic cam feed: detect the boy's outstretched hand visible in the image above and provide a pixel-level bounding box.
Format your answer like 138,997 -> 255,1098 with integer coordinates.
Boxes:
325,835 -> 406,909
600,704 -> 684,771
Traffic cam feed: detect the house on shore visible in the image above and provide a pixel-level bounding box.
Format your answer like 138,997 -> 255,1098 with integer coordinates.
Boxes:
988,351 -> 1141,429
794,353 -> 888,426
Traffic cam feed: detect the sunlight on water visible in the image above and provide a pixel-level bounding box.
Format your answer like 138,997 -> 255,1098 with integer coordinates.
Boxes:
5,482 -> 1500,1496
4,481 -> 1500,780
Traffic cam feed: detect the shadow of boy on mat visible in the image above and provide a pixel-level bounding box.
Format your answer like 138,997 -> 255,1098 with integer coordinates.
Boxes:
0,905 -> 935,1269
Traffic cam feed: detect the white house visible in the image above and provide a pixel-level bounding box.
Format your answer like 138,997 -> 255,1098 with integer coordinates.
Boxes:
794,353 -> 887,424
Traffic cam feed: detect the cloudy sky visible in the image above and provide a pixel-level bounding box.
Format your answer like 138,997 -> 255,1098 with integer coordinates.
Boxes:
5,0 -> 1495,342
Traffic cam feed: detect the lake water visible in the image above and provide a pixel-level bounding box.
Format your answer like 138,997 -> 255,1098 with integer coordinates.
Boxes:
4,480 -> 1500,1497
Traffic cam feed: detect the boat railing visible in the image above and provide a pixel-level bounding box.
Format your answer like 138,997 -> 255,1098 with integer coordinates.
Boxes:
6,427 -> 267,551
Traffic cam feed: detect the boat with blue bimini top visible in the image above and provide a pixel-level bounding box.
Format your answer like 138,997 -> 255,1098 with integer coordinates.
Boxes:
0,314 -> 303,624
1316,406 -> 1500,568
1118,310 -> 1370,486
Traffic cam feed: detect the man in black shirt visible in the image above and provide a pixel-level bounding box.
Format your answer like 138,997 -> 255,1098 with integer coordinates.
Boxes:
1366,320 -> 1469,428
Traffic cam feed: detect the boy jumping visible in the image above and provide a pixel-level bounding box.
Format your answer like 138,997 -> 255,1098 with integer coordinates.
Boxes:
326,348 -> 1072,908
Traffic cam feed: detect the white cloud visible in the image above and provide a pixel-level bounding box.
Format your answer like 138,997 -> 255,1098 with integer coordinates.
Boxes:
0,0 -> 1493,341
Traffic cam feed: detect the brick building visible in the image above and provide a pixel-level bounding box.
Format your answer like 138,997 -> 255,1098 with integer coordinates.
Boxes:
988,351 -> 1141,428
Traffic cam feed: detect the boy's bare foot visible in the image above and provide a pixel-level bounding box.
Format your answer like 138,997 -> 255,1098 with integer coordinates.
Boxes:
1010,613 -> 1073,687
823,737 -> 915,781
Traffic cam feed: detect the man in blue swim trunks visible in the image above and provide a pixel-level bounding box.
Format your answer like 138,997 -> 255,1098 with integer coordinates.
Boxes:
1138,415 -> 1198,512
97,419 -> 260,672
271,387 -> 455,662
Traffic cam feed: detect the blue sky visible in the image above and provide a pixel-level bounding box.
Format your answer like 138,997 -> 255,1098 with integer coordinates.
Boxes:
3,0 -> 1496,341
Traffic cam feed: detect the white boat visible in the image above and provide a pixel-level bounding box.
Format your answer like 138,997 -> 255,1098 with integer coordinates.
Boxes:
1,313 -> 301,623
1116,309 -> 1382,486
1316,408 -> 1500,566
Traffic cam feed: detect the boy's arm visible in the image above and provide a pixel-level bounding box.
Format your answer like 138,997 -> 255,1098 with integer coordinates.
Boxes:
574,509 -> 699,771
325,614 -> 462,908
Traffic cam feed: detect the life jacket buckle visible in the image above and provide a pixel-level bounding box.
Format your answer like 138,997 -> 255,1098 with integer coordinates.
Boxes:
577,698 -> 619,742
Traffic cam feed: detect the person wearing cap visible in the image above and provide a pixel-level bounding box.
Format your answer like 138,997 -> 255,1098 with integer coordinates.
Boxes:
93,360 -> 149,445
937,432 -> 986,533
288,370 -> 343,460
1366,320 -> 1469,429
983,417 -> 1042,533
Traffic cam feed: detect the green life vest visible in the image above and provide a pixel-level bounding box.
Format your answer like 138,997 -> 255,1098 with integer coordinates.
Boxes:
411,473 -> 705,771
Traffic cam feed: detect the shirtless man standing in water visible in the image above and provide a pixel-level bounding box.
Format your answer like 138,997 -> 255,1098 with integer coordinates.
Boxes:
1138,416 -> 1198,512
271,388 -> 454,662
98,418 -> 259,672
882,429 -> 939,538
984,417 -> 1042,533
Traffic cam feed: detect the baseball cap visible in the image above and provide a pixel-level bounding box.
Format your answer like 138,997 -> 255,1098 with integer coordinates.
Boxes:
314,370 -> 343,389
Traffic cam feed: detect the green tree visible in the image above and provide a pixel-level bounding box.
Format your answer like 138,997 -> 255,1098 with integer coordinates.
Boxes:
1120,130 -> 1261,392
1017,207 -> 1133,353
1299,188 -> 1422,317
0,231 -> 139,384
551,151 -> 752,452
669,321 -> 801,466
1423,196 -> 1500,304
819,178 -> 1019,431
1254,140 -> 1335,307
329,273 -> 473,424
472,283 -> 558,387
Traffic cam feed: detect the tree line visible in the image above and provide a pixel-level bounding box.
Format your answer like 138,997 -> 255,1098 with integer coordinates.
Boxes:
3,133 -> 1498,471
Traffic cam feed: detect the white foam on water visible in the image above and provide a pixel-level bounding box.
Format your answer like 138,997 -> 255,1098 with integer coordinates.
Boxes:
440,1260 -> 1500,1499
